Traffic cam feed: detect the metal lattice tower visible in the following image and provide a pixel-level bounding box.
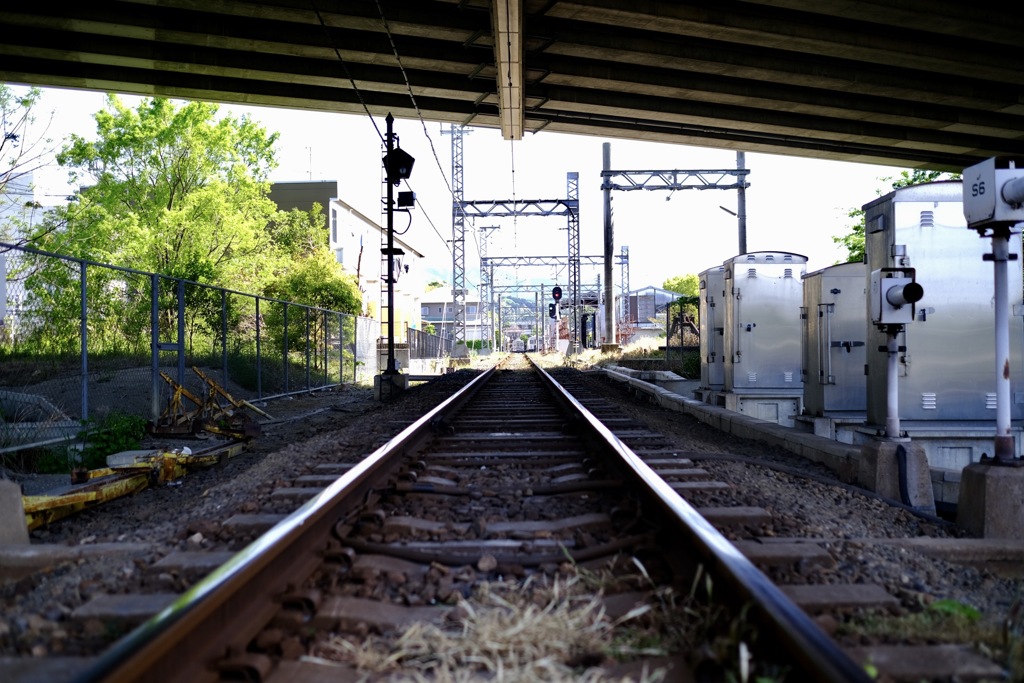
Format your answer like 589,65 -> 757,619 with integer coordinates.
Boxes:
618,245 -> 626,327
443,124 -> 468,345
460,174 -> 582,352
566,172 -> 580,354
478,225 -> 498,350
620,245 -> 630,326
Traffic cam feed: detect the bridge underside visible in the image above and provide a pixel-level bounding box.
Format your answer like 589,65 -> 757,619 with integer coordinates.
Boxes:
2,1 -> 1023,170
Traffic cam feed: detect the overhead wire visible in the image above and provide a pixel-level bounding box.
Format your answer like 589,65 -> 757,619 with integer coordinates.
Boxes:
313,0 -> 498,298
310,1 -> 383,143
374,0 -> 475,255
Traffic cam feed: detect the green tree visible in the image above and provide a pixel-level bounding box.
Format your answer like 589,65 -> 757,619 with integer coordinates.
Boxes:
30,95 -> 281,291
663,274 -> 699,347
663,274 -> 698,297
263,249 -> 362,361
833,168 -> 962,264
834,207 -> 866,264
268,202 -> 327,261
265,250 -> 360,315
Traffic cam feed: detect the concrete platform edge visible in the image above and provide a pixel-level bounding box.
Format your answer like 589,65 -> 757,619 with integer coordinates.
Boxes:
600,366 -> 860,484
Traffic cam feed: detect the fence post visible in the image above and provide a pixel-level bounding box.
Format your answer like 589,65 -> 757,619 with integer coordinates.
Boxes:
150,274 -> 161,421
221,290 -> 228,385
256,296 -> 263,399
305,307 -> 311,391
343,313 -> 348,383
283,304 -> 289,393
176,279 -> 186,384
79,261 -> 89,422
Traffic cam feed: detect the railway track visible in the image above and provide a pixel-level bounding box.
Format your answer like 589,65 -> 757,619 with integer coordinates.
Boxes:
4,354 -> 1016,682
55,355 -> 870,683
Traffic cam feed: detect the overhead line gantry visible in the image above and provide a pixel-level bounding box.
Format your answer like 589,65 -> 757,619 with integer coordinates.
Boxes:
460,172 -> 581,353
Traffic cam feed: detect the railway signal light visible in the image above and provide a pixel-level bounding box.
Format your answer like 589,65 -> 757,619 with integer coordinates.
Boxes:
963,156 -> 1024,232
551,286 -> 562,302
870,268 -> 923,326
383,147 -> 415,185
549,303 -> 557,319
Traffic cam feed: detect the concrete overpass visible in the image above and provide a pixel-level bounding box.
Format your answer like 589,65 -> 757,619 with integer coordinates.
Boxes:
1,1 -> 1022,171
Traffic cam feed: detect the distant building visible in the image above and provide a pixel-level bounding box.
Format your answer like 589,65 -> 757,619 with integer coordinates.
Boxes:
267,181 -> 427,341
268,180 -> 337,221
0,171 -> 55,241
616,285 -> 678,343
419,294 -> 486,342
327,198 -> 425,338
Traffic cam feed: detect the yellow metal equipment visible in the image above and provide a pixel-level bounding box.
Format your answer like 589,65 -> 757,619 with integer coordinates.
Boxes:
22,442 -> 247,530
151,367 -> 271,439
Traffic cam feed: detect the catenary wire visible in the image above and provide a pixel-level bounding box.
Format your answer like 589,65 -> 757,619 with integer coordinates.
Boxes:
310,1 -> 384,143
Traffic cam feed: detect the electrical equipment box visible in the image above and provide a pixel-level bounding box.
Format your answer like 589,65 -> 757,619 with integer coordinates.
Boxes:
801,261 -> 867,416
698,265 -> 726,391
863,180 -> 1024,430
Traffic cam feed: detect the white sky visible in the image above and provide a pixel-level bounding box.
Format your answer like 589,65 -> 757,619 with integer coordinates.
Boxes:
15,84 -> 907,295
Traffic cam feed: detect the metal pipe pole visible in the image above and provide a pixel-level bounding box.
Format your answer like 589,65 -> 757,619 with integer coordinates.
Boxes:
992,228 -> 1014,461
385,114 -> 397,375
602,142 -> 616,346
885,327 -> 900,438
80,263 -> 88,422
536,290 -> 544,352
737,151 -> 748,255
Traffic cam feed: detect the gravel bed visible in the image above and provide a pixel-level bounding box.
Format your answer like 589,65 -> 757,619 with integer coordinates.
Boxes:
0,356 -> 1020,677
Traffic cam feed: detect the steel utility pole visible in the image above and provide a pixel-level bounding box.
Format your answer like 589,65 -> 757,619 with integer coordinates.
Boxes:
602,143 -> 615,348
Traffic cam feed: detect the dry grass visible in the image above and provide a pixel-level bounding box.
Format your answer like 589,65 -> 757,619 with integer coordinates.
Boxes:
313,568 -> 676,682
311,560 -> 781,682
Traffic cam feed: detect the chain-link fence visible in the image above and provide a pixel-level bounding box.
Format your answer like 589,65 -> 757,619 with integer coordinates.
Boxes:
0,243 -> 378,454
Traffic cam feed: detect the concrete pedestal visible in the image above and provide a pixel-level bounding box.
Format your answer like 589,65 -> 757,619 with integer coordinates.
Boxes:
374,373 -> 409,401
858,439 -> 936,515
0,480 -> 29,545
957,460 -> 1024,538
451,343 -> 470,359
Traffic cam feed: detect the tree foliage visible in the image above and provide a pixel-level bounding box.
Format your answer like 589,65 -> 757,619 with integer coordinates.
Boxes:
30,96 -> 282,291
662,273 -> 698,297
663,273 -> 700,331
10,95 -> 361,358
0,85 -> 57,242
832,168 -> 962,264
265,249 -> 361,316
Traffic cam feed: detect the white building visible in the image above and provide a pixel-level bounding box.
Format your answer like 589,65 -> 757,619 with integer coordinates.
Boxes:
327,198 -> 425,339
419,295 -> 487,342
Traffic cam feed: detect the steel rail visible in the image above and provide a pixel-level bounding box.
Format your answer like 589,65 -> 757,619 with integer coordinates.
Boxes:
530,358 -> 872,683
71,366 -> 496,683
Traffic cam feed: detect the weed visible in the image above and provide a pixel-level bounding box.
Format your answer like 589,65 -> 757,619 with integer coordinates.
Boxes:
840,598 -> 1001,650
77,411 -> 147,470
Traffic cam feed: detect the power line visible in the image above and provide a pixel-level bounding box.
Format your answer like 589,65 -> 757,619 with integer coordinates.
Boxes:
310,1 -> 383,143
374,1 -> 479,259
